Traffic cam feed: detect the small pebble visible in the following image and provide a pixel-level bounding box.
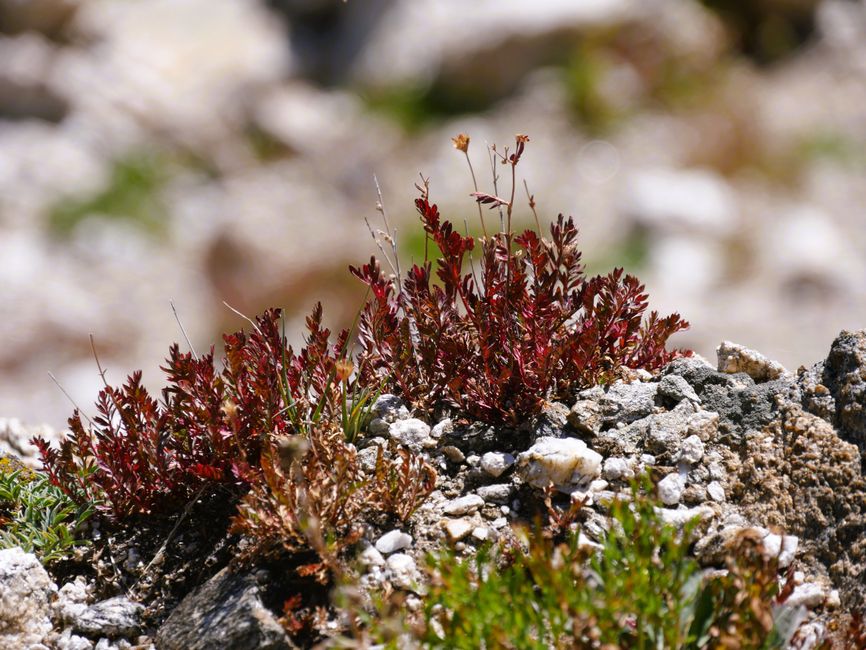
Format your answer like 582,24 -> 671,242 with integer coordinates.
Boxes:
480,452 -> 515,478
443,494 -> 484,516
444,518 -> 473,542
375,530 -> 412,554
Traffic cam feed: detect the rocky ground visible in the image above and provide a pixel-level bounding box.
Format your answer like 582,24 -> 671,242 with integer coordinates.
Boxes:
1,330 -> 865,648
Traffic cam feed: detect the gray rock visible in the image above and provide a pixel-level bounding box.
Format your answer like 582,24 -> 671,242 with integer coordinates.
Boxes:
599,381 -> 658,426
443,494 -> 484,516
677,435 -> 705,465
820,330 -> 866,450
370,394 -> 410,422
476,484 -> 513,504
386,553 -> 419,591
375,530 -> 412,554
532,401 -> 571,439
657,374 -> 701,405
388,418 -> 432,451
567,399 -> 602,436
0,547 -> 56,648
479,451 -> 515,478
798,360 -> 836,423
786,583 -> 827,609
602,457 -> 633,482
431,418 -> 453,439
717,341 -> 789,383
443,519 -> 473,543
706,481 -> 725,502
155,568 -> 292,650
72,596 -> 143,638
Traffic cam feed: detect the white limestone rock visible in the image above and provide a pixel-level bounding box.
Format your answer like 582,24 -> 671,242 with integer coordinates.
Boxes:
480,451 -> 515,478
388,418 -> 433,451
517,437 -> 602,490
443,494 -> 484,516
375,530 -> 412,555
657,473 -> 685,506
678,435 -> 705,465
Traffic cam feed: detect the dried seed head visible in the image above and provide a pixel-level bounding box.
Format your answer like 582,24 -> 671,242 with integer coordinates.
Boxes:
335,358 -> 354,383
221,399 -> 239,422
515,133 -> 530,145
452,133 -> 470,153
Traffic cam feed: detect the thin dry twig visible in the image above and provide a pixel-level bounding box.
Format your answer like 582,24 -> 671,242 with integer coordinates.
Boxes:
170,300 -> 198,360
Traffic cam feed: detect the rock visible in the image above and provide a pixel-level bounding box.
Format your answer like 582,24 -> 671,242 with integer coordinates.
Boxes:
370,394 -> 410,423
367,418 -> 391,436
763,533 -> 799,569
479,452 -> 515,478
657,473 -> 685,506
0,547 -> 56,648
643,401 -> 698,457
72,596 -> 143,638
599,381 -> 658,426
386,553 -> 419,591
388,418 -> 432,451
623,168 -> 737,237
602,457 -> 633,482
798,361 -> 836,423
820,330 -> 866,450
55,629 -> 94,650
441,446 -> 465,463
155,567 -> 292,650
567,399 -> 602,436
786,583 -> 827,609
54,576 -> 90,624
431,418 -> 453,439
706,481 -> 725,503
476,484 -> 514,504
443,495 -> 484,516
375,530 -> 412,555
358,545 -> 385,568
717,341 -> 788,383
517,437 -> 602,490
471,527 -> 490,542
531,401 -> 570,439
443,518 -> 473,543
677,435 -> 705,465
657,374 -> 701,405
657,505 -> 714,530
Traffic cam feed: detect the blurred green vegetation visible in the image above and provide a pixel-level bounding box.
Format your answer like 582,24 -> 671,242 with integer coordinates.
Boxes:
48,152 -> 172,238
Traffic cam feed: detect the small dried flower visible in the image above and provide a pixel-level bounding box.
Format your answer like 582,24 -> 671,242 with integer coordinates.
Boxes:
452,133 -> 470,153
221,399 -> 239,422
335,358 -> 354,383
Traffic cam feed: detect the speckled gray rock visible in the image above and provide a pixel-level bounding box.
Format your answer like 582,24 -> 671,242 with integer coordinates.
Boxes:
820,330 -> 866,450
71,596 -> 143,638
567,399 -> 602,436
156,568 -> 292,650
657,374 -> 701,405
370,394 -> 410,422
0,547 -> 56,648
388,418 -> 432,451
476,483 -> 514,504
599,381 -> 658,426
531,401 -> 570,439
443,494 -> 484,516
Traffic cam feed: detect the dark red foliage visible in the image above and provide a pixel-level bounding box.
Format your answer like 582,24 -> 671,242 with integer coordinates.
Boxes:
34,306 -> 351,518
351,190 -> 690,425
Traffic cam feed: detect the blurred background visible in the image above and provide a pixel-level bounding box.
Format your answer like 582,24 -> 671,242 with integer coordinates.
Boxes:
1,0 -> 865,433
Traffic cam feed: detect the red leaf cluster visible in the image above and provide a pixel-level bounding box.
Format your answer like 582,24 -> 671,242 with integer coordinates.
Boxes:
34,306 -> 352,518
351,192 -> 690,424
